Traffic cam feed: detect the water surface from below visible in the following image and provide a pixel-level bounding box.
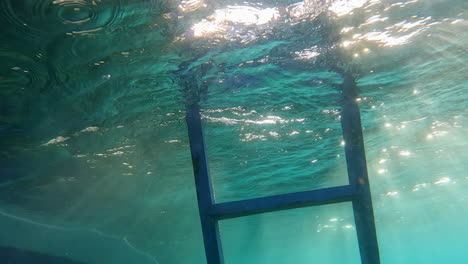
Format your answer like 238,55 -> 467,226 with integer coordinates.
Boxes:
0,0 -> 467,263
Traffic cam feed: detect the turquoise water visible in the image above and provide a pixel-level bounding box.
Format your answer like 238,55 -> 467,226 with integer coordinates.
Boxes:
0,0 -> 467,263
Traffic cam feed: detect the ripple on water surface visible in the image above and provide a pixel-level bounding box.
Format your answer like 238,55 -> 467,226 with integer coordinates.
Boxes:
0,0 -> 123,37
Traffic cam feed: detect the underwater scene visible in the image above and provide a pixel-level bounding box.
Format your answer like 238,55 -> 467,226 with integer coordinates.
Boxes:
0,0 -> 467,263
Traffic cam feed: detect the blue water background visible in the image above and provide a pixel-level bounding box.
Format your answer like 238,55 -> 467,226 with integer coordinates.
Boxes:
0,0 -> 467,263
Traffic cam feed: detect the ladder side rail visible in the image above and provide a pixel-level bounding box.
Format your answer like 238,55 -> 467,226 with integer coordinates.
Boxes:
340,75 -> 381,264
186,106 -> 224,264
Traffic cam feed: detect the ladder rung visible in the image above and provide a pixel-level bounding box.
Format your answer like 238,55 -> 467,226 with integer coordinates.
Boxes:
210,185 -> 358,220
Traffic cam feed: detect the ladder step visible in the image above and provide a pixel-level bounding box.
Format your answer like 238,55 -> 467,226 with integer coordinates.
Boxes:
211,185 -> 358,220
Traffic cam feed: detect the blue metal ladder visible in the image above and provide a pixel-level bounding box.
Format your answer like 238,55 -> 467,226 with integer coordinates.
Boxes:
185,73 -> 380,264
